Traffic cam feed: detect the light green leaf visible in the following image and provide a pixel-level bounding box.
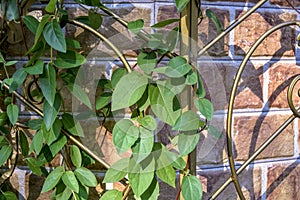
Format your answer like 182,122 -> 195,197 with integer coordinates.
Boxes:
132,127 -> 154,163
70,145 -> 82,168
152,143 -> 177,170
165,56 -> 192,78
185,70 -> 198,85
140,178 -> 159,200
19,130 -> 29,156
49,135 -> 67,156
40,64 -> 56,106
43,93 -> 62,131
62,113 -> 84,137
42,166 -> 64,192
66,83 -> 92,109
156,164 -> 176,188
88,10 -> 102,30
74,167 -> 97,187
111,68 -> 127,89
172,157 -> 186,170
25,59 -> 44,75
151,18 -> 180,28
23,15 -> 39,34
111,71 -> 148,111
178,131 -> 200,156
100,190 -> 122,200
62,171 -> 79,193
128,19 -> 144,34
7,104 -> 18,125
30,130 -> 44,155
54,50 -> 86,68
112,119 -> 139,154
194,98 -> 214,120
43,20 -> 66,53
5,61 -> 18,66
103,157 -> 129,183
96,92 -> 112,110
137,115 -> 157,131
0,145 -> 12,166
137,51 -> 157,74
173,111 -> 200,131
46,0 -> 57,13
56,187 -> 72,200
182,175 -> 203,200
175,0 -> 190,12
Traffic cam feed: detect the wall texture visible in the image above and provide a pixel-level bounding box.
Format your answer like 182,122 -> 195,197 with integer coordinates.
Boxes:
3,0 -> 300,199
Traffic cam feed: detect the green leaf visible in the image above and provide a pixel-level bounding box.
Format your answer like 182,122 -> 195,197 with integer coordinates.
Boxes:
66,83 -> 92,109
112,119 -> 139,154
111,68 -> 127,89
19,131 -> 29,156
25,59 -> 44,75
7,104 -> 18,125
206,9 -> 223,34
62,113 -> 84,137
40,64 -> 56,106
194,98 -> 214,121
140,178 -> 159,200
74,167 -> 97,187
103,157 -> 129,183
49,135 -> 67,156
137,115 -> 157,131
46,0 -> 57,13
0,145 -> 12,166
10,68 -> 27,92
30,130 -> 44,155
172,157 -> 186,170
151,18 -> 180,28
173,111 -> 201,131
42,166 -> 64,192
88,10 -> 102,30
185,70 -> 198,85
196,71 -> 206,98
182,175 -> 203,200
128,19 -> 144,34
70,145 -> 82,168
42,120 -> 61,145
1,191 -> 18,200
56,187 -> 72,200
27,119 -> 43,130
62,171 -> 79,193
111,71 -> 148,111
207,125 -> 222,139
96,92 -> 112,110
66,38 -> 81,50
0,112 -> 7,126
165,56 -> 192,78
43,20 -> 66,53
54,50 -> 86,68
137,51 -> 157,74
43,93 -> 62,131
0,52 -> 4,63
26,157 -> 43,176
175,0 -> 190,12
152,143 -> 177,170
178,131 -> 200,156
132,127 -> 154,163
33,14 -> 51,48
4,0 -> 18,21
100,190 -> 122,200
23,15 -> 39,34
156,164 -> 176,188
5,61 -> 18,66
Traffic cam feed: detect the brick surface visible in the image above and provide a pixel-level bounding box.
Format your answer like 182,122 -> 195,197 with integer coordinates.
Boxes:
270,0 -> 300,6
268,62 -> 300,109
234,10 -> 296,56
266,161 -> 300,200
233,114 -> 294,161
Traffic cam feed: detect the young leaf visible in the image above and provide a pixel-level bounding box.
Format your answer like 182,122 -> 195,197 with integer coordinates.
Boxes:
111,71 -> 148,111
62,171 -> 79,193
61,113 -> 84,137
112,119 -> 139,154
194,98 -> 214,121
100,190 -> 122,200
19,131 -> 29,156
156,164 -> 176,188
137,51 -> 157,75
182,175 -> 203,200
128,19 -> 144,34
165,56 -> 192,78
88,10 -> 102,30
7,104 -> 19,125
103,157 -> 129,183
40,64 -> 56,106
0,145 -> 12,166
41,166 -> 64,192
46,0 -> 57,13
43,93 -> 62,131
25,59 -> 44,75
96,92 -> 112,110
74,167 -> 97,187
70,145 -> 82,168
175,0 -> 190,12
132,127 -> 154,163
173,111 -> 201,131
178,131 -> 200,156
43,20 -> 66,53
54,50 -> 86,69
151,18 -> 180,28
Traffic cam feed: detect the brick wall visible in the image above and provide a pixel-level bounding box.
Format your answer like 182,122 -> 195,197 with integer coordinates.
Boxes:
3,0 -> 300,199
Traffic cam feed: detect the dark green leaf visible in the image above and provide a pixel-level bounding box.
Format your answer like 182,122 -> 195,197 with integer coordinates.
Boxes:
74,167 -> 97,187
7,104 -> 18,125
42,120 -> 61,145
55,187 -> 72,200
0,112 -> 7,126
54,50 -> 86,68
30,130 -> 44,155
0,145 -> 12,166
128,19 -> 144,34
178,131 -> 200,156
175,0 -> 190,12
10,68 -> 27,92
137,51 -> 157,74
40,64 -> 56,106
112,119 -> 139,154
42,166 -> 64,192
70,145 -> 82,168
194,98 -> 214,120
33,14 -> 51,48
206,9 -> 223,34
49,135 -> 67,156
43,93 -> 62,131
182,175 -> 203,200
25,59 -> 44,75
46,0 -> 57,13
156,164 -> 176,188
0,52 -> 4,63
27,119 -> 43,130
43,20 -> 66,53
1,191 -> 18,200
100,190 -> 122,200
165,56 -> 192,78
62,113 -> 84,137
111,71 -> 148,111
196,71 -> 206,98
151,18 -> 180,28
26,157 -> 43,176
173,111 -> 201,131
140,178 -> 159,200
132,127 -> 154,163
96,92 -> 112,110
75,16 -> 90,27
19,131 -> 29,156
137,115 -> 157,131
66,38 -> 81,50
65,83 -> 92,109
111,68 -> 127,89
103,157 -> 129,183
62,171 -> 79,193
88,10 -> 102,30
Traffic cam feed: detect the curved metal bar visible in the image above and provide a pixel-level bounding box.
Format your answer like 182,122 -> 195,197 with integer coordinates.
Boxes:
287,75 -> 300,118
221,21 -> 300,200
67,20 -> 132,73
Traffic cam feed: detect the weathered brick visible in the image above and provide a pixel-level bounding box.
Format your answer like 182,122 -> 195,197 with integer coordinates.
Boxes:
233,114 -> 294,161
270,0 -> 300,6
266,161 -> 300,200
234,10 -> 296,56
268,62 -> 300,109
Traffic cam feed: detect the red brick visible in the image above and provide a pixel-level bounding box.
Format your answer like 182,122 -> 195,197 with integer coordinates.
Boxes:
270,0 -> 300,6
